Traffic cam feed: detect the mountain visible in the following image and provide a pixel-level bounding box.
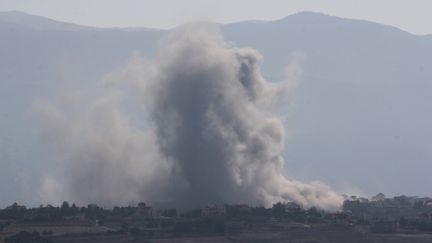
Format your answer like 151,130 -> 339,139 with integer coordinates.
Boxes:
0,11 -> 431,206
0,11 -> 95,31
223,12 -> 432,196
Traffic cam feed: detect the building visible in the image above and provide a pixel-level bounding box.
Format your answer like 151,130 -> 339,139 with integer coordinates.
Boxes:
134,202 -> 154,218
202,204 -> 226,217
236,204 -> 251,214
284,202 -> 302,213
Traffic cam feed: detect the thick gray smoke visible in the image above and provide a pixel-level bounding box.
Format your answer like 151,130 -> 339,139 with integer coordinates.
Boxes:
36,24 -> 343,211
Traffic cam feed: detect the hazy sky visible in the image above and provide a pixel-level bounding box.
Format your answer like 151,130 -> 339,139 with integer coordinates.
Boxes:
0,0 -> 431,35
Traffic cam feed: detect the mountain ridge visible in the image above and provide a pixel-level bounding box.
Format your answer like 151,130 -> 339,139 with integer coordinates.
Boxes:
1,10 -> 429,36
0,9 -> 431,207
0,10 -> 95,31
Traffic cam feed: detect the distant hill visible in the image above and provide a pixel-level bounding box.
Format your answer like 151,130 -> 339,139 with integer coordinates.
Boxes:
223,12 -> 432,198
0,11 -> 95,31
0,11 -> 431,207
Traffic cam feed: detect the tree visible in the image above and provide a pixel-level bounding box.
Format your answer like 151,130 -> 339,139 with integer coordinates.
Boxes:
272,202 -> 286,218
307,207 -> 322,223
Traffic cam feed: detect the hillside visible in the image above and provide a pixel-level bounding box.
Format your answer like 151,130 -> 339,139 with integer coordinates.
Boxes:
0,11 -> 431,206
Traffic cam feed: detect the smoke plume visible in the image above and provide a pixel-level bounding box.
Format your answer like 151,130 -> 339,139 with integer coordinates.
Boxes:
36,24 -> 343,211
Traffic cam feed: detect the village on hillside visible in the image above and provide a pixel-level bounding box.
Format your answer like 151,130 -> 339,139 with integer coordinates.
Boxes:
2,194 -> 432,242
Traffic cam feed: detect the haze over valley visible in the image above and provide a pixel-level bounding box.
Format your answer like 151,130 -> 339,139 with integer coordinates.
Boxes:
0,10 -> 431,208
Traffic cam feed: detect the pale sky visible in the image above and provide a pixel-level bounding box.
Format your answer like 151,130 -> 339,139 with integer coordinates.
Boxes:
0,0 -> 431,35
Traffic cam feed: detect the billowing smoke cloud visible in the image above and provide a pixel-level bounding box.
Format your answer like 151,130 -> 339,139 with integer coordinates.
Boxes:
35,24 -> 343,211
